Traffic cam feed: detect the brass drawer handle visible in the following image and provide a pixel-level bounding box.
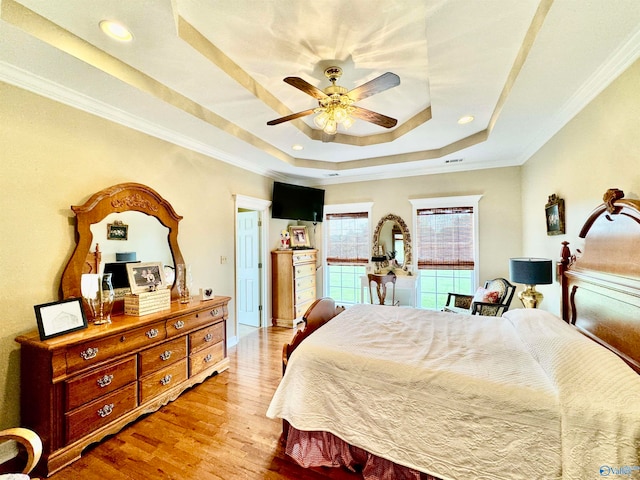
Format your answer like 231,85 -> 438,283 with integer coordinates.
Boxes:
96,374 -> 113,388
204,354 -> 213,363
146,328 -> 159,339
174,320 -> 185,330
160,350 -> 172,361
97,403 -> 114,418
80,347 -> 99,360
160,374 -> 172,386
204,333 -> 213,342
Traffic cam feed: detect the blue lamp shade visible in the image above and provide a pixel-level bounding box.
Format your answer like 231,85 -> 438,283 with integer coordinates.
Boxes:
509,258 -> 553,285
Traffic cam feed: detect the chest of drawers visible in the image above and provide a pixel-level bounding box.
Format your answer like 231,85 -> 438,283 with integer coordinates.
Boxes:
15,296 -> 230,477
271,249 -> 317,327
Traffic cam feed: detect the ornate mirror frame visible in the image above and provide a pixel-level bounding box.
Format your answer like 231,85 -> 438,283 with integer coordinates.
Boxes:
60,183 -> 184,308
372,214 -> 412,268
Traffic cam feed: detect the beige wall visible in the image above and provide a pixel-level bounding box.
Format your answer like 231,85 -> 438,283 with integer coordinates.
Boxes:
318,166 -> 523,291
0,83 -> 273,427
520,58 -> 640,315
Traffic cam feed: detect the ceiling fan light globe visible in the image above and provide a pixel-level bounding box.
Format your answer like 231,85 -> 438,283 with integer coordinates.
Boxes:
342,117 -> 355,129
324,119 -> 338,135
314,111 -> 328,129
334,107 -> 348,123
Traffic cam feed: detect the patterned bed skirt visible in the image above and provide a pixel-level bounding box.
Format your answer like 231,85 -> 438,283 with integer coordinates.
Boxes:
285,425 -> 442,480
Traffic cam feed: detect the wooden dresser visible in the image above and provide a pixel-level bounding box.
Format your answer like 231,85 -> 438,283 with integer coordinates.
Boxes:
15,296 -> 230,477
271,249 -> 317,327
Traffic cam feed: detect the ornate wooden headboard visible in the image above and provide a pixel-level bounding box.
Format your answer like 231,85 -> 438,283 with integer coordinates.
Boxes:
559,188 -> 640,373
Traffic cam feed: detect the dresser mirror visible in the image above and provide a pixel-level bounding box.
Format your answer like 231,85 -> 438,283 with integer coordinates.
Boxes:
372,214 -> 412,270
60,183 -> 185,311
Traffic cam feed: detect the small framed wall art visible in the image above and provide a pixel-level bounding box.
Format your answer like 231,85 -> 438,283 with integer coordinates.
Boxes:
289,225 -> 310,248
545,194 -> 565,236
34,297 -> 88,340
107,220 -> 128,240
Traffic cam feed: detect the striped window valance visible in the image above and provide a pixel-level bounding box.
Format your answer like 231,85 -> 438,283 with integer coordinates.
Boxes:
325,212 -> 369,265
416,206 -> 474,270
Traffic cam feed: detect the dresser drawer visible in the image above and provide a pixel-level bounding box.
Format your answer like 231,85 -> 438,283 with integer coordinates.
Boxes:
65,382 -> 137,444
294,263 -> 315,278
166,305 -> 226,337
189,322 -> 225,354
65,357 -> 137,411
295,287 -> 315,306
292,252 -> 316,265
189,342 -> 224,377
139,359 -> 188,404
138,337 -> 187,377
295,299 -> 315,318
295,275 -> 315,292
66,322 -> 166,373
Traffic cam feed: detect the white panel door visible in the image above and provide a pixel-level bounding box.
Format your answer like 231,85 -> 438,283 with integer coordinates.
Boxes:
237,211 -> 260,327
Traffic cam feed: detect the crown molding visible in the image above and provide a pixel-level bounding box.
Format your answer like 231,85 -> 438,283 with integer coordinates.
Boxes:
515,25 -> 640,165
0,61 -> 280,179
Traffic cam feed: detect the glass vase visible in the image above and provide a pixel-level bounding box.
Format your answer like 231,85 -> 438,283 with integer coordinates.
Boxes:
176,264 -> 192,304
81,273 -> 115,325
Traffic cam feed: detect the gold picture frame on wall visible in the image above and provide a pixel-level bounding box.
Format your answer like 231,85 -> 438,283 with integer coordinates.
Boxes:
545,194 -> 565,236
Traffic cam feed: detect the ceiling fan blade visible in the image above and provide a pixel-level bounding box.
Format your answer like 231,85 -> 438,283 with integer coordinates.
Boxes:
347,72 -> 400,102
267,109 -> 315,126
351,106 -> 397,129
284,77 -> 329,101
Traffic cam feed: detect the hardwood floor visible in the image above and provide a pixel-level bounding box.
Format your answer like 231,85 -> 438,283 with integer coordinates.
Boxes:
47,326 -> 361,480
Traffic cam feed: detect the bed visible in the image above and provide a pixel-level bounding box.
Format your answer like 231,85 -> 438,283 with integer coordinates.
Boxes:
267,189 -> 640,480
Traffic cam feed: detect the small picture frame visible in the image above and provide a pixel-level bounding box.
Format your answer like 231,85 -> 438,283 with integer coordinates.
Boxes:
107,221 -> 128,240
126,262 -> 166,294
289,225 -> 310,248
34,297 -> 88,341
545,194 -> 565,236
200,287 -> 215,301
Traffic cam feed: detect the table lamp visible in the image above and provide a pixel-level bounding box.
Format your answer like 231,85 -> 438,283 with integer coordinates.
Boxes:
509,257 -> 553,308
371,256 -> 387,274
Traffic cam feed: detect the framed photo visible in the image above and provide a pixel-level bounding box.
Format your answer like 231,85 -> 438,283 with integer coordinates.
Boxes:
34,297 -> 88,341
545,194 -> 565,236
126,262 -> 166,294
200,287 -> 215,300
289,225 -> 310,248
107,221 -> 128,240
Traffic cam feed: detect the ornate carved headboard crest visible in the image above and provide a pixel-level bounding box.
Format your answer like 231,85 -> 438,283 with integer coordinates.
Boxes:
603,188 -> 625,214
559,188 -> 640,373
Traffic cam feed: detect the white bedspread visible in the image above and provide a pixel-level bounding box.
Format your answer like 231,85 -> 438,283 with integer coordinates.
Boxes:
267,305 -> 640,480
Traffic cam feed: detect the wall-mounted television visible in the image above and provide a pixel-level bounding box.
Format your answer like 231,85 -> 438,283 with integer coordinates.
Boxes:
271,181 -> 325,223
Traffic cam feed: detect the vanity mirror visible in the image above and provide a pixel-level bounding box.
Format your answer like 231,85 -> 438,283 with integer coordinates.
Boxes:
60,183 -> 185,311
372,214 -> 412,271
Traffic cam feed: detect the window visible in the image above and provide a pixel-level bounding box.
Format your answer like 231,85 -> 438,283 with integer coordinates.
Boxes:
410,196 -> 482,310
323,203 -> 372,305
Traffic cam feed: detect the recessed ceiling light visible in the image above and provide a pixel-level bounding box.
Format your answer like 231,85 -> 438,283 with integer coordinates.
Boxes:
292,144 -> 304,151
457,115 -> 474,125
99,20 -> 133,42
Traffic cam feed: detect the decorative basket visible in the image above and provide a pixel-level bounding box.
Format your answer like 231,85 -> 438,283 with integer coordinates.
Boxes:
124,288 -> 171,316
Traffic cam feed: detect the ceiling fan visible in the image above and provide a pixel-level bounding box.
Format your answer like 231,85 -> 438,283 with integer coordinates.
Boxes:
267,66 -> 400,135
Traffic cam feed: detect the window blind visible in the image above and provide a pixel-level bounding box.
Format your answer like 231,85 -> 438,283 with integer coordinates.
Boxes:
325,212 -> 369,265
416,207 -> 474,270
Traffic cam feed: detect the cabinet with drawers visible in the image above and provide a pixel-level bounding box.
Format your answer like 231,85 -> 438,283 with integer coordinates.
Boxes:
271,249 -> 317,327
15,296 -> 230,477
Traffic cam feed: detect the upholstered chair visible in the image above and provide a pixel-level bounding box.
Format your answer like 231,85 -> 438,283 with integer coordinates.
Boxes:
443,278 -> 515,316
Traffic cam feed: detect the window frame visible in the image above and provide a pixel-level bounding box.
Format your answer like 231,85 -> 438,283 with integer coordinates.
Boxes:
409,195 -> 482,308
322,202 -> 373,302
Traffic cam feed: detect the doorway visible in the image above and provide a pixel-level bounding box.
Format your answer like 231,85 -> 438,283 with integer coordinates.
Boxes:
234,195 -> 271,342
